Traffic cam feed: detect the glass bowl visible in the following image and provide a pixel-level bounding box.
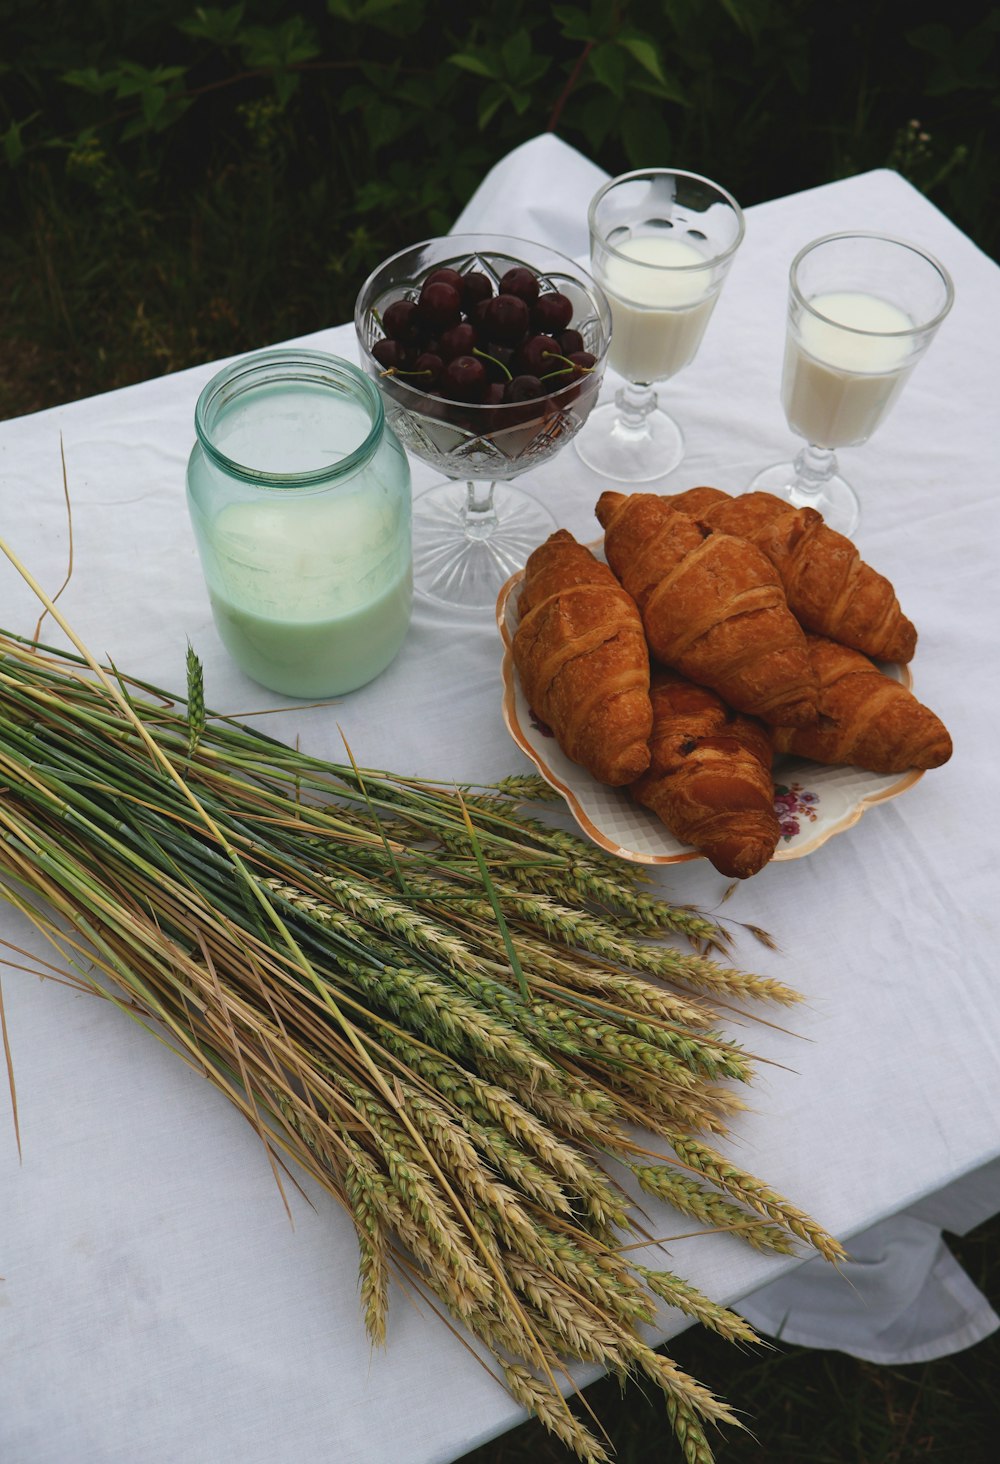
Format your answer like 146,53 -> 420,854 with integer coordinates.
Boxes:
354,233 -> 612,609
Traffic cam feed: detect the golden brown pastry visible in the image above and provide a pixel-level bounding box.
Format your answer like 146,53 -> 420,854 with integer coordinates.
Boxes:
771,635 -> 952,773
513,530 -> 653,786
632,670 -> 780,879
667,486 -> 917,664
595,490 -> 818,728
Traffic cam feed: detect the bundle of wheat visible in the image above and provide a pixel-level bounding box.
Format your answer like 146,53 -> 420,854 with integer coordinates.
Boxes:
0,558 -> 843,1464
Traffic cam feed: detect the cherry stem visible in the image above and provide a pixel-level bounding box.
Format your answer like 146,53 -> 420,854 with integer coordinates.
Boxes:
473,347 -> 512,382
541,352 -> 592,382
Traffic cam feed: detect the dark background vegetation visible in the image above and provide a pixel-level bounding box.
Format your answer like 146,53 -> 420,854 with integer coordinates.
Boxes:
1,0 -> 998,420
4,2 -> 999,1458
458,1217 -> 1000,1462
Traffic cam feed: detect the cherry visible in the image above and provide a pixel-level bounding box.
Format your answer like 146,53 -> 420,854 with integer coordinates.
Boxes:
532,292 -> 574,334
424,267 -> 464,293
499,266 -> 540,306
460,271 -> 494,314
441,355 -> 487,402
504,374 -> 544,403
484,382 -> 506,405
372,338 -> 409,370
514,333 -> 561,376
481,293 -> 530,345
381,299 -> 420,342
418,281 -> 462,331
411,352 -> 444,390
476,343 -> 514,381
557,328 -> 584,356
439,322 -> 477,361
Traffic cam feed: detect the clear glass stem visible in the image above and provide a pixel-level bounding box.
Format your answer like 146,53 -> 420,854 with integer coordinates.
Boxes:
461,480 -> 498,540
614,381 -> 659,437
790,443 -> 839,501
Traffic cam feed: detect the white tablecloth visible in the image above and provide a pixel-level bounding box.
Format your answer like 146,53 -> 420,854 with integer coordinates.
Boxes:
2,135 -> 999,1464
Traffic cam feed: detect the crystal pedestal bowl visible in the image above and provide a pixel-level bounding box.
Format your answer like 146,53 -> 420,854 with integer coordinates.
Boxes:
355,233 -> 612,609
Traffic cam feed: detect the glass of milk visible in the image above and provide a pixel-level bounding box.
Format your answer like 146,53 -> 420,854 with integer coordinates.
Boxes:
575,168 -> 745,482
186,350 -> 413,698
749,232 -> 954,536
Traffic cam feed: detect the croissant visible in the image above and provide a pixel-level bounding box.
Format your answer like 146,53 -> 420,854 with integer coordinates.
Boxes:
771,635 -> 952,773
632,670 -> 780,879
513,530 -> 653,785
595,490 -> 818,728
667,486 -> 917,664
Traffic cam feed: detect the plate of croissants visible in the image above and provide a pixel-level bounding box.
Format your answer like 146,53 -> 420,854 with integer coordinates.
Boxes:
497,485 -> 953,879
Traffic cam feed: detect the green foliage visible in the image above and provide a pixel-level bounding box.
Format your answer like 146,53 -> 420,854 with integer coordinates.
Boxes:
1,0 -> 997,416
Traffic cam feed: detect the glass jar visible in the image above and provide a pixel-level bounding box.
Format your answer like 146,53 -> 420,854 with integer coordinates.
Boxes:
186,349 -> 412,698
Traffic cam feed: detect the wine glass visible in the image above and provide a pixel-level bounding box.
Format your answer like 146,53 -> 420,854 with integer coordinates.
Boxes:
354,234 -> 612,610
748,231 -> 954,536
574,168 -> 744,483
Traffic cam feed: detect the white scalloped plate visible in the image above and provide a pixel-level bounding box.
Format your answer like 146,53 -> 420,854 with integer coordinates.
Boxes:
496,555 -> 923,867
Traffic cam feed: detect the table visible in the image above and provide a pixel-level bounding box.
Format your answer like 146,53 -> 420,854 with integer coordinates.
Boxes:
2,134 -> 999,1464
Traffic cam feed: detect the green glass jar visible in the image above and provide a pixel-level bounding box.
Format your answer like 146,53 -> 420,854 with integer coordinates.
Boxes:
186,349 -> 412,698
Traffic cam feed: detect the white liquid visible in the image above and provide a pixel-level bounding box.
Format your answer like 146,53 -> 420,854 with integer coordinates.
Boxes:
200,491 -> 411,697
597,236 -> 719,384
783,290 -> 916,448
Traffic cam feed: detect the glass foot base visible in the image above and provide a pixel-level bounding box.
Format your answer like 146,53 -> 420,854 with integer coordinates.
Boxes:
574,400 -> 685,483
747,460 -> 861,537
412,478 -> 556,610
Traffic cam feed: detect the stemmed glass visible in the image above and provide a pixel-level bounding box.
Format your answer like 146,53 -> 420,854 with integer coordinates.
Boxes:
748,231 -> 954,536
575,168 -> 745,482
355,234 -> 611,610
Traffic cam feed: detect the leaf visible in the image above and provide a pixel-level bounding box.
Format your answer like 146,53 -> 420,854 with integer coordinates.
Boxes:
2,113 -> 38,167
456,790 -> 529,1001
588,40 -> 626,98
716,0 -> 749,33
906,22 -> 952,54
617,34 -> 666,83
360,57 -> 400,88
273,70 -> 301,106
621,99 -> 673,166
61,67 -> 119,96
240,18 -> 321,69
338,82 -> 373,114
141,86 -> 166,127
781,37 -> 810,98
572,84 -> 618,153
177,5 -> 247,46
447,52 -> 497,79
552,5 -> 593,41
363,101 -> 404,150
358,0 -> 409,16
477,86 -> 506,130
120,115 -> 151,142
113,63 -> 187,100
501,29 -> 532,77
353,178 -> 402,213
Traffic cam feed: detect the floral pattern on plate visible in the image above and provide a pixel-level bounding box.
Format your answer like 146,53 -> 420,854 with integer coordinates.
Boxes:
774,782 -> 821,841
